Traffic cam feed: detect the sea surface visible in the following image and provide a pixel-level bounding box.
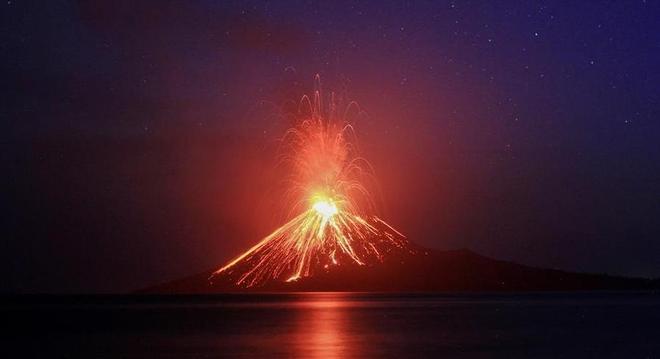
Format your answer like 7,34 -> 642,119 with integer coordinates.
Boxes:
2,292 -> 660,358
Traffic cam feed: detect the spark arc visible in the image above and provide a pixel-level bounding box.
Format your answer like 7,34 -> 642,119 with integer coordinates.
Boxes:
210,78 -> 413,288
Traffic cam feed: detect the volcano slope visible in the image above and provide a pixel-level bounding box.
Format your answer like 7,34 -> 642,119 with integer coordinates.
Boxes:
141,246 -> 658,293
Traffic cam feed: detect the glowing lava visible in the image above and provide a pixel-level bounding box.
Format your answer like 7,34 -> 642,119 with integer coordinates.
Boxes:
312,198 -> 338,219
210,77 -> 413,288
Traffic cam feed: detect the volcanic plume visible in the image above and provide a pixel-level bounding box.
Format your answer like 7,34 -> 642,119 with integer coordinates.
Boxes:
210,77 -> 415,288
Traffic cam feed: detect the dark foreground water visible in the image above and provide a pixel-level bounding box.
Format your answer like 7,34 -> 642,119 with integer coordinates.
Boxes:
2,292 -> 660,358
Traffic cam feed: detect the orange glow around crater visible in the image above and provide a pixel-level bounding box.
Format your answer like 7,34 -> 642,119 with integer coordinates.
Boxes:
210,76 -> 413,288
312,197 -> 338,219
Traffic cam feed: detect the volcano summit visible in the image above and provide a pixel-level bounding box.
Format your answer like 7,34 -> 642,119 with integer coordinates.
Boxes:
201,78 -> 417,289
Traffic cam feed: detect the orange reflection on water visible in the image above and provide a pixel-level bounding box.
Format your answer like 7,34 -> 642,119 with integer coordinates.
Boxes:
292,292 -> 362,358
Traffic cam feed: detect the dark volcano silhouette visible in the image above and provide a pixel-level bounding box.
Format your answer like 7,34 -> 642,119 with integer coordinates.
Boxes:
141,244 -> 659,293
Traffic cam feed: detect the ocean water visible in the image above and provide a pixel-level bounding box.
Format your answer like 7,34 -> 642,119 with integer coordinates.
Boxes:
3,292 -> 659,358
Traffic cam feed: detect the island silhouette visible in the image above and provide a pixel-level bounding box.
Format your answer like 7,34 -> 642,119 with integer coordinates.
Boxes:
142,244 -> 659,293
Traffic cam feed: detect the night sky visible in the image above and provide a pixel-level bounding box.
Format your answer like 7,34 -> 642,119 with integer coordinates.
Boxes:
3,1 -> 660,293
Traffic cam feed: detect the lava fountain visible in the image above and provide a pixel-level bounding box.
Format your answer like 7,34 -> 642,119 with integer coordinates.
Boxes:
210,77 -> 413,288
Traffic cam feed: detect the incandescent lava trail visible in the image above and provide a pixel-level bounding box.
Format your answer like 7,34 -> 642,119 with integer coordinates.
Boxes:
210,77 -> 413,288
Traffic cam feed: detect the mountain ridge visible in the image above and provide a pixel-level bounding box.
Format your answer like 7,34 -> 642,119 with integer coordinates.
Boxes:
140,247 -> 659,293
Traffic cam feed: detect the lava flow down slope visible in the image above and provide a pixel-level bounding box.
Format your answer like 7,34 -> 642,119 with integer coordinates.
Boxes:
208,77 -> 415,289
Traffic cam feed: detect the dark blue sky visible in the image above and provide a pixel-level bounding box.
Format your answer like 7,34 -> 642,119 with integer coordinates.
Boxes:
2,1 -> 660,292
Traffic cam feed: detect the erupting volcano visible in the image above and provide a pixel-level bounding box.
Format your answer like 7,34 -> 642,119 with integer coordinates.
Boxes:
209,77 -> 414,288
142,79 -> 659,294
